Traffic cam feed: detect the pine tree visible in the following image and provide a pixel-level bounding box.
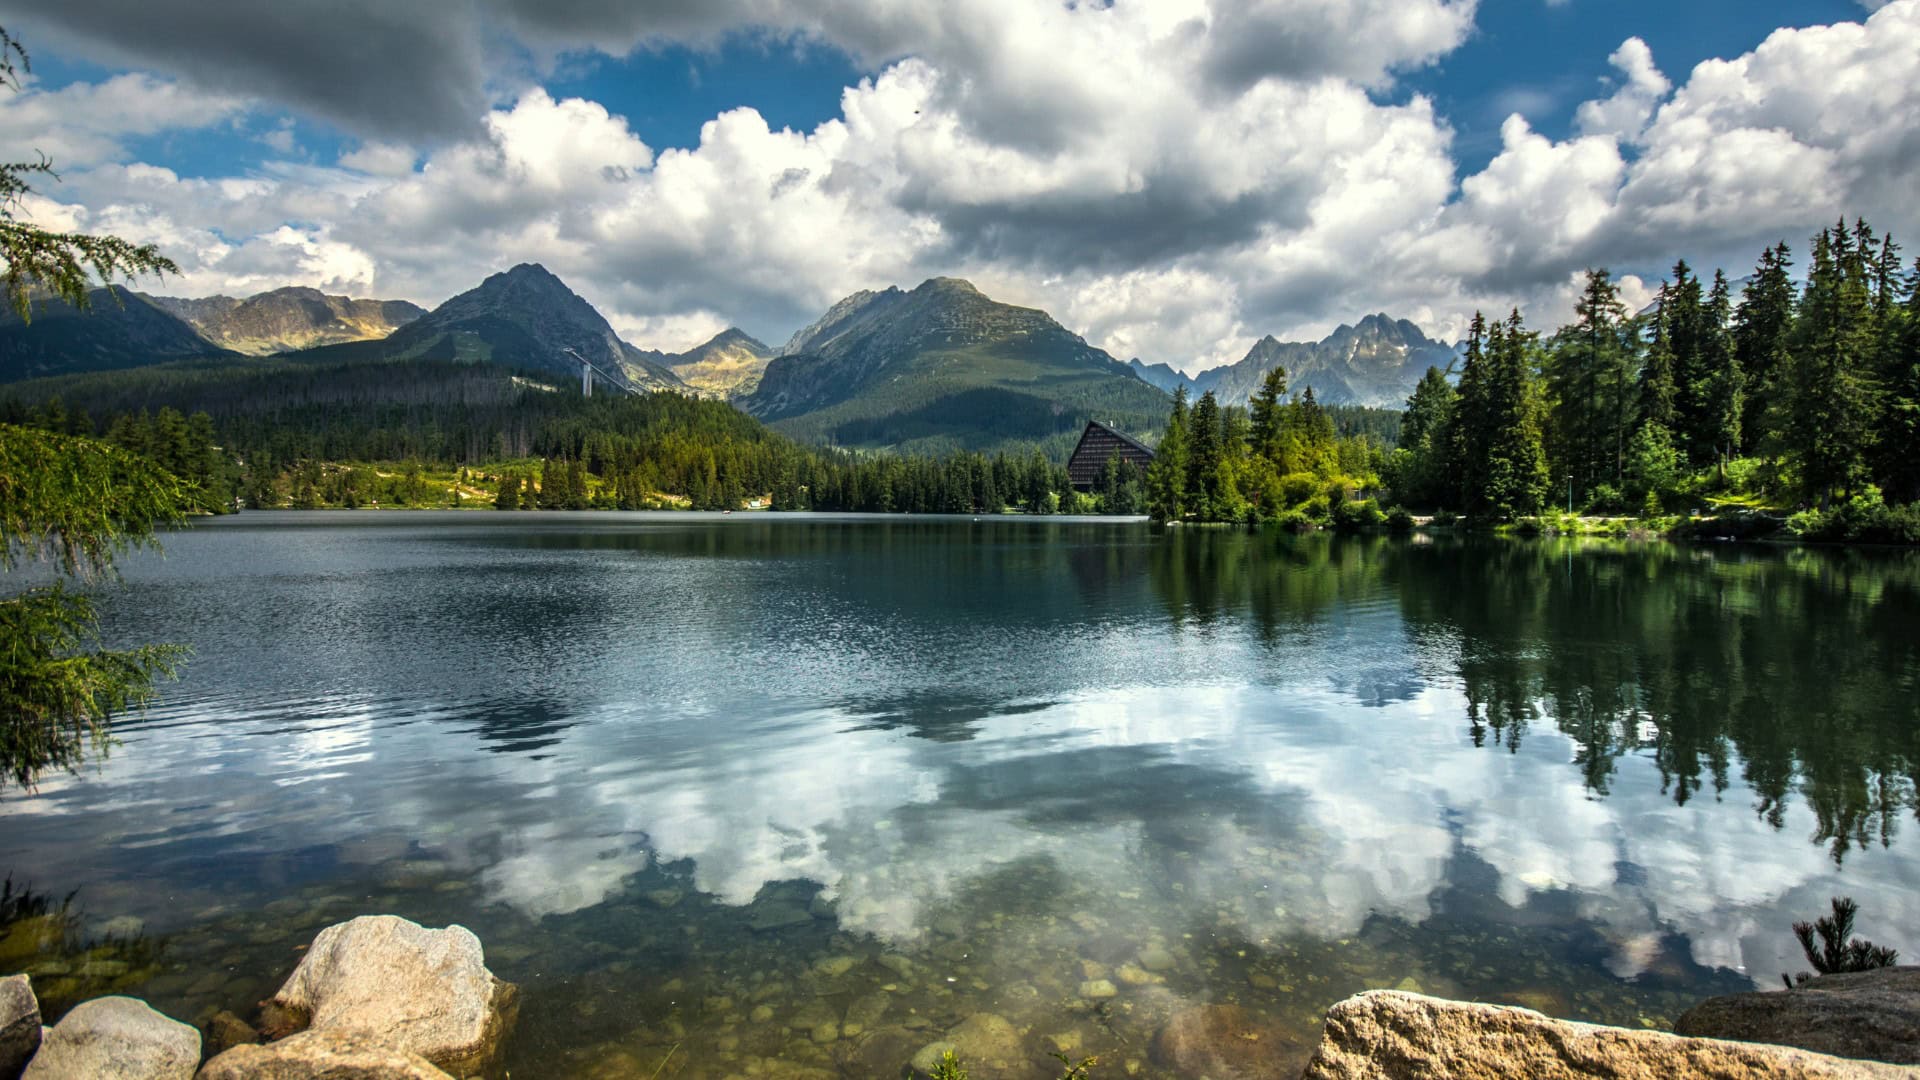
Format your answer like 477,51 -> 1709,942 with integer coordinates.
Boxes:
1547,269 -> 1635,503
1699,270 -> 1744,474
494,472 -> 521,510
1248,366 -> 1287,464
1639,285 -> 1679,435
1186,390 -> 1224,520
1146,387 -> 1190,521
1394,365 -> 1457,508
1448,313 -> 1491,511
1733,242 -> 1797,456
1873,259 -> 1920,502
1478,311 -> 1550,517
1786,223 -> 1880,504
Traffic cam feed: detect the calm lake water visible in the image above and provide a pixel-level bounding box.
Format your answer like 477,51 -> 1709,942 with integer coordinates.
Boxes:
4,512 -> 1918,1078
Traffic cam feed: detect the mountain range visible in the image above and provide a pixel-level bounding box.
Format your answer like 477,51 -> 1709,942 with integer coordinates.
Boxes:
147,287 -> 426,355
1128,314 -> 1461,409
3,261 -> 1443,457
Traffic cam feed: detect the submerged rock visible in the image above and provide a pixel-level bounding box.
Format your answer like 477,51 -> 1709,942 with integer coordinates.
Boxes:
1304,990 -> 1917,1079
1,975 -> 40,1080
267,915 -> 518,1078
1676,967 -> 1920,1065
22,995 -> 199,1080
942,1013 -> 1024,1071
1152,1003 -> 1303,1080
200,1011 -> 259,1060
197,1030 -> 453,1079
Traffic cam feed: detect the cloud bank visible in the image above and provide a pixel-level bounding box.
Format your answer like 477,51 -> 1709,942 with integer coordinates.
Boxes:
2,0 -> 1917,368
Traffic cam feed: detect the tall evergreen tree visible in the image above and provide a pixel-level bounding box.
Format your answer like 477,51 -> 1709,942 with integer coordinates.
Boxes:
1448,313 -> 1492,510
1785,222 -> 1880,504
1248,366 -> 1288,463
1698,270 -> 1744,474
1186,390 -> 1225,521
1639,284 -> 1680,436
1478,311 -> 1551,516
1872,258 -> 1920,502
1146,387 -> 1190,521
1547,269 -> 1636,502
1732,242 -> 1797,456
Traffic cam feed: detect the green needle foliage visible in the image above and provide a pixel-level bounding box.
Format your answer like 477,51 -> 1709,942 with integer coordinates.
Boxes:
0,26 -> 178,321
1792,896 -> 1899,979
0,23 -> 190,792
1,425 -> 191,791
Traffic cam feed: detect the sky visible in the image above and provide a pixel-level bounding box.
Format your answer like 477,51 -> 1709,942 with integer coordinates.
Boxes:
0,0 -> 1913,374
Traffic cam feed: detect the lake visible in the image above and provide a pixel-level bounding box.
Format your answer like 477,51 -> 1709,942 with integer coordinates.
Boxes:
3,512 -> 1918,1078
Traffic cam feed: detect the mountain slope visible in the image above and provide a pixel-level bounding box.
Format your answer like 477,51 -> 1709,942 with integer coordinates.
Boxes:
0,287 -> 230,381
741,278 -> 1169,456
1163,314 -> 1460,409
666,328 -> 774,397
298,263 -> 686,392
150,286 -> 425,355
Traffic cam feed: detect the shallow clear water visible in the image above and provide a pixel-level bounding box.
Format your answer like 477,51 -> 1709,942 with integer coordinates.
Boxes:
3,512 -> 1918,1078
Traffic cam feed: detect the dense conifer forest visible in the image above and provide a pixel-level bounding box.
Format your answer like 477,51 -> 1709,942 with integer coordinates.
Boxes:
1149,220 -> 1920,543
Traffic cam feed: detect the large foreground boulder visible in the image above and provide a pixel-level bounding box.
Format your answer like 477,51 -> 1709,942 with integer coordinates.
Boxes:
1676,967 -> 1920,1064
197,1030 -> 454,1079
22,995 -> 199,1080
1302,990 -> 1920,1079
266,916 -> 517,1078
0,975 -> 40,1080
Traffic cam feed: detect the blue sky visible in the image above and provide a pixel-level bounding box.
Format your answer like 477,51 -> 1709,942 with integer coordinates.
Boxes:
2,0 -> 1913,368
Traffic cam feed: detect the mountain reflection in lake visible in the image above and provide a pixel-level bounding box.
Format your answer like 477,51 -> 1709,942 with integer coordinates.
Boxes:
3,513 -> 1916,1078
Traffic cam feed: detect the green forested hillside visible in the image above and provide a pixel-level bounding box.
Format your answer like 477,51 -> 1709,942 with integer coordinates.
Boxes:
0,355 -> 1146,515
744,278 -> 1171,457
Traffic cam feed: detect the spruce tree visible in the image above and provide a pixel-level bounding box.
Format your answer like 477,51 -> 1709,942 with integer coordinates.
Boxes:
1639,285 -> 1680,435
1547,269 -> 1634,503
1786,223 -> 1880,504
1733,242 -> 1797,456
1700,270 -> 1744,474
1146,387 -> 1190,521
1448,313 -> 1491,511
1186,390 -> 1224,520
1872,259 -> 1920,502
1248,366 -> 1288,464
1478,311 -> 1550,517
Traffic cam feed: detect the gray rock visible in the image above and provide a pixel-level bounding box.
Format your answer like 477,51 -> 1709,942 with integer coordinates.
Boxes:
1303,990 -> 1919,1079
1676,967 -> 1920,1065
195,1029 -> 453,1079
267,915 -> 518,1078
1,975 -> 39,1080
23,996 -> 199,1080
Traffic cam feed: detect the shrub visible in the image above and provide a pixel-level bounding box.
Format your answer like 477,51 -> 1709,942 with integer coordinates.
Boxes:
1430,508 -> 1460,528
1277,472 -> 1319,506
1586,483 -> 1625,514
1332,497 -> 1385,532
1385,506 -> 1415,532
1274,508 -> 1314,532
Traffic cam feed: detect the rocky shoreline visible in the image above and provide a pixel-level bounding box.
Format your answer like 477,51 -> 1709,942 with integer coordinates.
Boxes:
1,914 -> 1914,1079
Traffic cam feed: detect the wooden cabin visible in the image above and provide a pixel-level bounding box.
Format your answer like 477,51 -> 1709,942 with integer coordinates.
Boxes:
1066,420 -> 1155,490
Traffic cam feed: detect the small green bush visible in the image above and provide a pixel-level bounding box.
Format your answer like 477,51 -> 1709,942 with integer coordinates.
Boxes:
1332,497 -> 1385,532
1385,506 -> 1415,532
1430,508 -> 1459,528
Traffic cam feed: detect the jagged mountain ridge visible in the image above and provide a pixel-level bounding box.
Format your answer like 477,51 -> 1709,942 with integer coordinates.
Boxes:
741,277 -> 1169,455
1134,314 -> 1461,408
149,287 -> 425,355
301,263 -> 686,392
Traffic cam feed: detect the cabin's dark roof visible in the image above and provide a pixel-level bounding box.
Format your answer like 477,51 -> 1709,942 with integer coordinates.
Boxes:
1066,420 -> 1155,488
